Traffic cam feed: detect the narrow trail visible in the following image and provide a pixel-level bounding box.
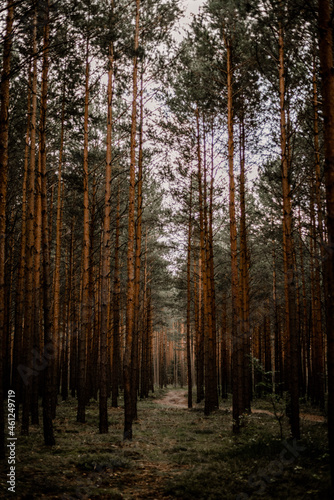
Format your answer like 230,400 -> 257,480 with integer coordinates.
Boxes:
250,408 -> 326,423
154,389 -> 188,408
154,389 -> 326,423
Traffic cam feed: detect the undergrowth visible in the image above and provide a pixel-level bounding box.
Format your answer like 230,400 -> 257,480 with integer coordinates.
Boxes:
0,386 -> 331,499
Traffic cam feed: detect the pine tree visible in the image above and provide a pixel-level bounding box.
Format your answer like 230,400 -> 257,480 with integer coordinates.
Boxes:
318,0 -> 334,485
0,0 -> 14,459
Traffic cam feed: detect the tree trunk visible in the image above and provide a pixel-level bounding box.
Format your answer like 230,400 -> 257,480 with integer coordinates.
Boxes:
69,219 -> 78,398
13,60 -> 32,419
21,7 -> 38,436
239,111 -> 251,412
124,0 -> 140,441
297,208 -> 308,398
99,35 -> 114,433
61,235 -> 71,402
225,39 -> 242,432
196,109 -> 208,410
273,240 -> 283,395
32,59 -> 44,423
311,57 -> 325,408
52,78 -> 65,413
186,177 -> 193,409
140,228 -> 149,398
37,0 -> 55,445
318,0 -> 334,483
132,66 -> 144,420
77,37 -> 90,424
196,255 -> 204,403
112,180 -> 121,407
278,23 -> 299,439
205,120 -> 218,413
0,0 -> 14,457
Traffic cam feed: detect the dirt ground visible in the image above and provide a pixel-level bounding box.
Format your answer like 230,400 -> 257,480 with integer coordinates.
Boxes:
154,390 -> 188,408
154,390 -> 326,423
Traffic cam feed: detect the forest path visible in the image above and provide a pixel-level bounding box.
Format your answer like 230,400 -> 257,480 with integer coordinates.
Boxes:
154,388 -> 326,423
6,393 -> 328,499
224,405 -> 326,423
154,389 -> 189,408
250,408 -> 326,423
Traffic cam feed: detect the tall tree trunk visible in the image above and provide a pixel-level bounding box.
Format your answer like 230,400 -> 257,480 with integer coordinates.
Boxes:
61,235 -> 71,402
273,240 -> 283,395
3,214 -> 14,396
124,0 -> 140,441
52,79 -> 65,413
148,290 -> 154,393
112,180 -> 121,407
93,237 -> 101,400
39,1 -> 54,445
194,255 -> 203,402
99,34 -> 114,434
225,39 -> 242,431
239,111 -> 251,412
21,7 -> 38,436
204,119 -> 218,413
318,0 -> 334,483
77,37 -> 90,423
140,233 -> 148,399
13,59 -> 32,419
196,255 -> 204,403
313,51 -> 327,303
297,208 -> 308,398
69,218 -> 78,398
221,292 -> 230,398
195,107 -> 210,410
278,23 -> 299,439
311,55 -> 325,408
0,0 -> 14,458
32,70 -> 44,424
186,177 -> 193,409
132,66 -> 144,420
209,123 -> 218,402
86,174 -> 97,402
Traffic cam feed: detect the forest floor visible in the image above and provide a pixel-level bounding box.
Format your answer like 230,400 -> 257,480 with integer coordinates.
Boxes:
0,386 -> 332,499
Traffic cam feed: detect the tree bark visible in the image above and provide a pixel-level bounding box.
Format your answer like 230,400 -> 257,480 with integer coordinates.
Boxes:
186,177 -> 193,409
225,39 -> 242,432
112,180 -> 121,407
77,37 -> 90,424
318,0 -> 334,482
32,0 -> 55,445
99,34 -> 114,434
0,0 -> 14,458
132,66 -> 144,420
13,60 -> 32,419
124,0 -> 140,441
21,7 -> 38,436
52,78 -> 65,413
278,23 -> 299,439
239,111 -> 251,412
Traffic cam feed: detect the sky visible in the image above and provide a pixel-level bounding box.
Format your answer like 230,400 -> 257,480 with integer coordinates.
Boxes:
173,0 -> 205,41
183,0 -> 204,18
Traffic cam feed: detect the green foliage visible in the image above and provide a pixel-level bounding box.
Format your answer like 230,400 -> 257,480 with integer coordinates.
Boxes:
0,391 -> 330,498
252,357 -> 285,438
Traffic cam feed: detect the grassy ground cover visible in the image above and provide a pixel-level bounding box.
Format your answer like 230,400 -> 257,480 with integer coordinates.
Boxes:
0,387 -> 331,499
